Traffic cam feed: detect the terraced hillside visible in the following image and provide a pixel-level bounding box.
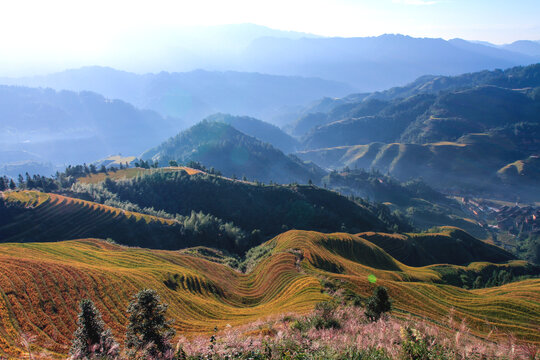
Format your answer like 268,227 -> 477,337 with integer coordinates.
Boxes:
298,125 -> 540,199
70,169 -> 406,238
0,189 -> 517,265
359,227 -> 514,267
77,166 -> 203,184
0,232 -> 537,358
0,190 -> 227,250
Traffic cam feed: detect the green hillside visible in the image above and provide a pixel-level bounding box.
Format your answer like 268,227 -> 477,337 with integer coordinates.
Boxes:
0,190 -> 249,252
141,120 -> 323,184
298,124 -> 540,200
206,113 -> 299,153
0,187 -> 517,268
70,169 -> 409,240
302,86 -> 540,149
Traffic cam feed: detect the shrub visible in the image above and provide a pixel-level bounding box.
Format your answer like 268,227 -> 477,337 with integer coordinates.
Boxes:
400,326 -> 447,360
69,299 -> 119,359
365,286 -> 392,322
312,301 -> 341,329
125,289 -> 175,358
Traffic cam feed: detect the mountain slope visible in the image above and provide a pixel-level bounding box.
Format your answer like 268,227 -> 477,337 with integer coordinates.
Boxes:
360,227 -> 514,267
0,232 -> 536,358
71,168 -> 401,237
301,85 -> 540,149
297,122 -> 540,200
205,113 -> 299,153
240,35 -> 539,90
0,85 -> 176,170
2,185 -> 513,266
0,189 -> 248,251
292,63 -> 540,139
141,120 -> 323,184
1,67 -> 353,126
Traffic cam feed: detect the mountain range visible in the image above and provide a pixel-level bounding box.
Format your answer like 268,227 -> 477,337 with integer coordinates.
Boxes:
0,67 -> 353,126
0,86 -> 178,175
290,64 -> 540,200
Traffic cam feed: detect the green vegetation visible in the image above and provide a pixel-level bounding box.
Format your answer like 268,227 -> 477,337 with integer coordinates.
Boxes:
70,299 -> 119,359
365,287 -> 392,322
141,120 -> 323,184
431,262 -> 540,289
126,289 -> 175,358
321,168 -> 489,238
206,113 -> 299,154
70,169 -> 407,242
360,227 -> 515,267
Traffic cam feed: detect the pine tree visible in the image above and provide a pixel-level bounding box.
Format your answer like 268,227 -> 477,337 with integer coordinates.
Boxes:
125,289 -> 175,357
365,286 -> 392,322
70,299 -> 118,359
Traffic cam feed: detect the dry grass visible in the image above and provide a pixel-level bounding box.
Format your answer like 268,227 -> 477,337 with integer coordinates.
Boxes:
77,167 -> 203,184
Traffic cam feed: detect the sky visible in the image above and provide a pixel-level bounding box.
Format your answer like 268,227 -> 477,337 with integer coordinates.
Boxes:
0,0 -> 538,75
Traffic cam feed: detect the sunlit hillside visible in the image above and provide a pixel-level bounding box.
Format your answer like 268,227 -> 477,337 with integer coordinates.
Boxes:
0,231 -> 537,358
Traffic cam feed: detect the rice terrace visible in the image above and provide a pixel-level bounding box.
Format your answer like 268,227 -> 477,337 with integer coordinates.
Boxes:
1,2 -> 540,358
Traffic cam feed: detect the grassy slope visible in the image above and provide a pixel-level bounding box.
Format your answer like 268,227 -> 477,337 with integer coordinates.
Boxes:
0,231 -> 537,358
77,166 -> 203,184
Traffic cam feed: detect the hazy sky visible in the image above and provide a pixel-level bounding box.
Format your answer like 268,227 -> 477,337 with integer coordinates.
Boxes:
0,0 -> 538,75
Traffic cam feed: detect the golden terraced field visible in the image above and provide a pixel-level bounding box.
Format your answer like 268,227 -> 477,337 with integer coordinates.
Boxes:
0,231 -> 538,358
77,166 -> 203,184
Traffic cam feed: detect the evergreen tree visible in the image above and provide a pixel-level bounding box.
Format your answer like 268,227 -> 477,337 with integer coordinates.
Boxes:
9,179 -> 16,190
0,177 -> 6,191
365,286 -> 392,322
125,289 -> 175,357
70,299 -> 118,359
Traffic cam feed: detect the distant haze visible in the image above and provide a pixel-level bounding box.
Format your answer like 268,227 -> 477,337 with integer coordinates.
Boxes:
0,0 -> 539,76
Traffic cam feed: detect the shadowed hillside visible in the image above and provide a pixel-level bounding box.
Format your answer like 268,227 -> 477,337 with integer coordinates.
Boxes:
0,188 -> 515,266
0,190 -> 249,251
301,86 -> 540,149
297,123 -> 540,200
141,120 -> 324,184
206,113 -> 299,153
360,227 -> 514,267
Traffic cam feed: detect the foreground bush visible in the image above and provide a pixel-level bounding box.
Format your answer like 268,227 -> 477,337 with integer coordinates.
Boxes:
125,289 -> 176,359
69,299 -> 119,360
60,294 -> 537,360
